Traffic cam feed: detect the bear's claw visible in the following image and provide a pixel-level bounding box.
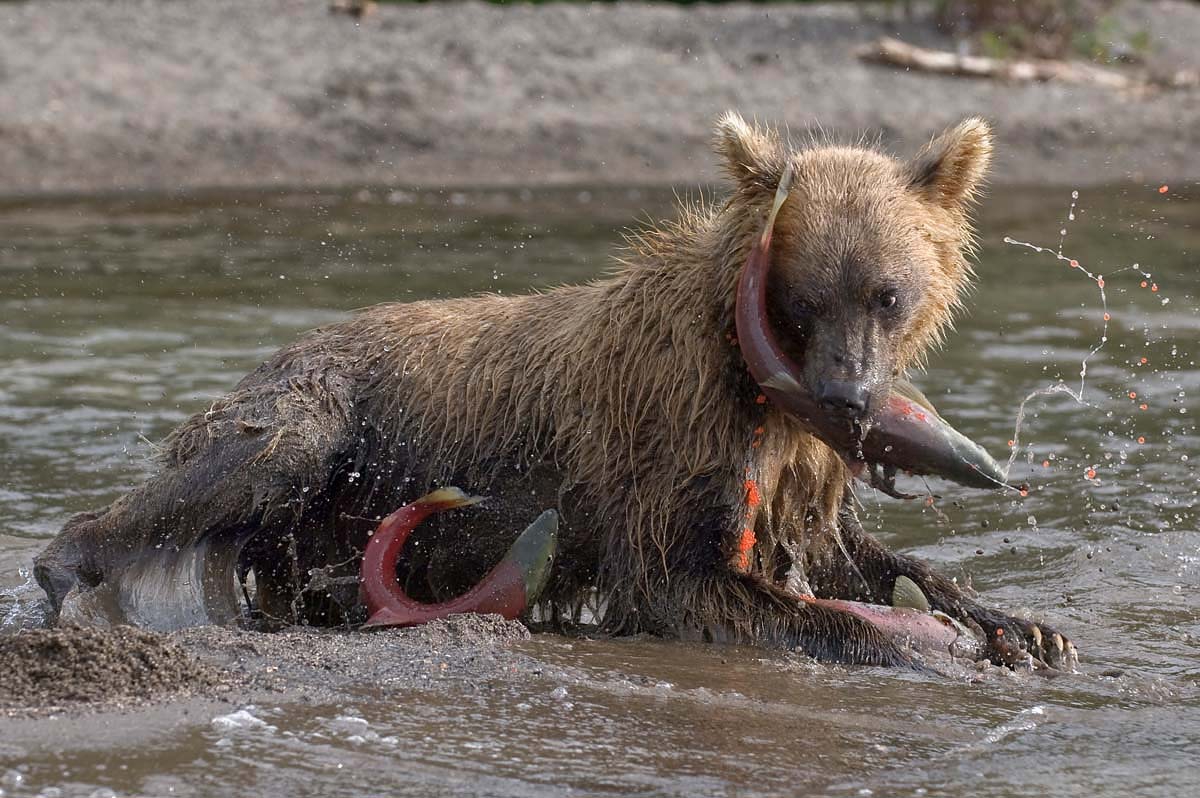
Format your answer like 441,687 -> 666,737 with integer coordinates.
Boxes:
975,611 -> 1078,671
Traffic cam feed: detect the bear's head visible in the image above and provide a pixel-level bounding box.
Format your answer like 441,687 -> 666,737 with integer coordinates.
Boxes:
715,111 -> 991,424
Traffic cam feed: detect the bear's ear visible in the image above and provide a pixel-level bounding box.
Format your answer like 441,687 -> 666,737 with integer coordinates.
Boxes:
907,117 -> 992,212
713,110 -> 786,192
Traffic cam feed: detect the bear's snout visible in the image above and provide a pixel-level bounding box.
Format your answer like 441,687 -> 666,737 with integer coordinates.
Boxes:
815,378 -> 870,420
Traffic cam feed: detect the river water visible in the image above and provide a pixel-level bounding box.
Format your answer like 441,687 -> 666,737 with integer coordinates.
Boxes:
0,185 -> 1196,797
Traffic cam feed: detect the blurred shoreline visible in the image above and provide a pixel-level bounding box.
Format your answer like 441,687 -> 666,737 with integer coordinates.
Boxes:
1,0 -> 1197,198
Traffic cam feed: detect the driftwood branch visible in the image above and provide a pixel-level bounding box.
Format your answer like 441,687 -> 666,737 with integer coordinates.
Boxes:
858,36 -> 1198,92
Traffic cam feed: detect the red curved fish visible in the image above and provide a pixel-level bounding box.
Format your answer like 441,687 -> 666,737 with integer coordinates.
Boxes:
360,488 -> 558,628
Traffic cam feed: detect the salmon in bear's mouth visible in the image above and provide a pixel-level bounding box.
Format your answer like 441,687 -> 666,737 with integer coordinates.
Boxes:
735,164 -> 1022,499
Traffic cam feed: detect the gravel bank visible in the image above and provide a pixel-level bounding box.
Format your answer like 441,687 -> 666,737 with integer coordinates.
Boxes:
0,0 -> 1196,194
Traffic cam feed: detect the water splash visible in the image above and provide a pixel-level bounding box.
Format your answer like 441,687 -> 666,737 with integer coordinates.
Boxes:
1002,189 -> 1169,486
1,567 -> 45,630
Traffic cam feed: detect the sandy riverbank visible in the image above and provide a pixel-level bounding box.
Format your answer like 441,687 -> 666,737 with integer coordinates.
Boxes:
1,0 -> 1197,197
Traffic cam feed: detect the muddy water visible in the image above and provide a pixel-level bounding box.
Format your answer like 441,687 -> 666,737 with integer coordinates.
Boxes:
1,185 -> 1197,797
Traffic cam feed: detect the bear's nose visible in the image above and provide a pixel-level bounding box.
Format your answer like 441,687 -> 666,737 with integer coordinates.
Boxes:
816,379 -> 868,419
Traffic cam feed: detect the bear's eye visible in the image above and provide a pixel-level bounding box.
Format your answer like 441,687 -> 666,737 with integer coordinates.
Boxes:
877,291 -> 898,311
790,297 -> 816,318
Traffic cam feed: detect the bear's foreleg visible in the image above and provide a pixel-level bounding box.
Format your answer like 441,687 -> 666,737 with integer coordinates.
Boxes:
664,570 -> 918,667
811,505 -> 1077,669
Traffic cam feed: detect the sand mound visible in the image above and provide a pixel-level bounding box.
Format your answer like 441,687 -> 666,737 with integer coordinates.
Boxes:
0,615 -> 533,715
0,624 -> 221,714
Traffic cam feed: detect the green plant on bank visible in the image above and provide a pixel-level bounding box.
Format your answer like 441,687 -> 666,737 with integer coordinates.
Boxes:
1071,13 -> 1152,63
933,0 -> 1150,62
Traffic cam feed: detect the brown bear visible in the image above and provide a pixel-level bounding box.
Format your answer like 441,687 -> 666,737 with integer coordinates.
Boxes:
35,112 -> 1075,669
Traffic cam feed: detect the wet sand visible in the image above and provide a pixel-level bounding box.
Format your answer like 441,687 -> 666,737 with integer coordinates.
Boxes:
0,624 -> 224,715
1,0 -> 1198,197
0,615 -> 536,719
